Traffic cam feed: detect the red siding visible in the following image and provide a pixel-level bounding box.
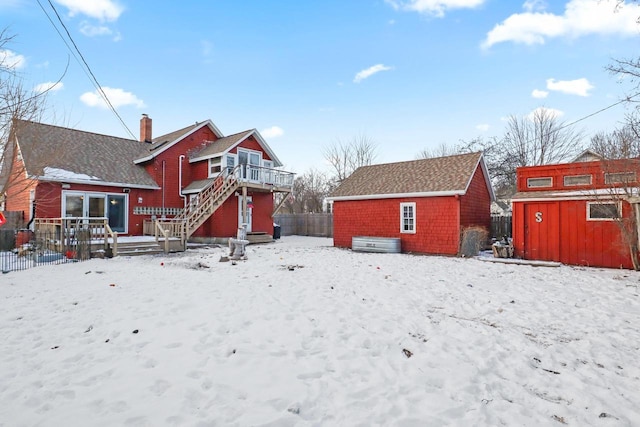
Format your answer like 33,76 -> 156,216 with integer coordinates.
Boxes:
19,123 -> 279,239
460,165 -> 491,231
229,136 -> 273,161
513,159 -> 636,269
333,196 -> 461,255
192,191 -> 274,238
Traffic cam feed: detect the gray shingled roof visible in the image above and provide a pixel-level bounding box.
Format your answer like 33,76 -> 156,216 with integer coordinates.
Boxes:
329,152 -> 484,199
189,130 -> 254,160
14,120 -> 159,188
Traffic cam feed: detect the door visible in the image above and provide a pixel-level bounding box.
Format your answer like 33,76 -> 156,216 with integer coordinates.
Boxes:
238,195 -> 253,232
524,202 -> 560,261
106,195 -> 126,233
238,149 -> 262,181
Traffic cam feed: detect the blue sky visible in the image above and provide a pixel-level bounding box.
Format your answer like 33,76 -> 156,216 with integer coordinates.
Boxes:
2,0 -> 640,173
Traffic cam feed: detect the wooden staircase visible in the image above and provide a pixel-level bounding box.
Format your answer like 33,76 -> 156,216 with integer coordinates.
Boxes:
173,170 -> 240,241
115,240 -> 165,257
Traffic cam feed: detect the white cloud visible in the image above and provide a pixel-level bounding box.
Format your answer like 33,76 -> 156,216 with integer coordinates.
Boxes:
385,0 -> 485,17
79,22 -> 113,37
54,0 -> 123,21
531,89 -> 549,99
261,126 -> 284,138
527,106 -> 564,121
80,87 -> 145,109
546,77 -> 594,97
523,0 -> 546,13
34,81 -> 64,94
482,0 -> 640,49
354,64 -> 393,83
476,124 -> 490,132
0,49 -> 26,69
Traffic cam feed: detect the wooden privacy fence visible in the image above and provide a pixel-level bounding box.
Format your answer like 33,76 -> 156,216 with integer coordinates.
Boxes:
491,215 -> 512,239
274,213 -> 333,238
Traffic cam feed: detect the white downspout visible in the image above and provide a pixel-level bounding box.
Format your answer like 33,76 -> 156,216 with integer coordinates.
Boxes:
179,155 -> 186,207
161,160 -> 166,219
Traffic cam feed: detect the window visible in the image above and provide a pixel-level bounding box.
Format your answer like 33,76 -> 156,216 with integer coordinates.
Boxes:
400,202 -> 416,233
605,172 -> 636,185
226,155 -> 235,175
564,174 -> 592,186
587,202 -> 620,221
208,156 -> 222,177
527,177 -> 553,188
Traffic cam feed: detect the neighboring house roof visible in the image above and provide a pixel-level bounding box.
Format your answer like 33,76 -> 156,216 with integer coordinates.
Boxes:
572,149 -> 603,163
133,120 -> 223,164
328,152 -> 494,201
14,120 -> 160,189
188,128 -> 283,167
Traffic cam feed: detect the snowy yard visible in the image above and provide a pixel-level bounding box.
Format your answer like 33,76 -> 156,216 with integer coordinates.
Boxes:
1,236 -> 639,426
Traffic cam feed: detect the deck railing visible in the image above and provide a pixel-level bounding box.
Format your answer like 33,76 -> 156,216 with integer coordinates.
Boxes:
32,217 -> 117,257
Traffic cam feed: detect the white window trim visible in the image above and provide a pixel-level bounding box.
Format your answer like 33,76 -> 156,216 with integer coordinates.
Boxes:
208,157 -> 223,178
604,172 -> 637,185
563,174 -> 592,186
400,202 -> 416,234
586,201 -> 621,221
527,177 -> 553,188
61,190 -> 129,233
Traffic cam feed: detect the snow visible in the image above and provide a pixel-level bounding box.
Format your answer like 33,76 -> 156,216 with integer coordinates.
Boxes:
1,236 -> 639,426
42,167 -> 100,181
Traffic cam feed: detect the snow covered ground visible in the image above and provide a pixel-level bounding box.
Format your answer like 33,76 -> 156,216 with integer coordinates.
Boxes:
1,236 -> 639,426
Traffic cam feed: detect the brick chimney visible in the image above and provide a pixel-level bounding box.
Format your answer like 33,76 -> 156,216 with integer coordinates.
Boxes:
140,114 -> 152,143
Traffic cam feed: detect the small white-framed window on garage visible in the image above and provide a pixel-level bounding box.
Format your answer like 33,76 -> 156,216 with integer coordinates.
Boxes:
527,177 -> 553,188
587,201 -> 620,221
400,202 -> 416,233
564,174 -> 592,186
605,172 -> 636,185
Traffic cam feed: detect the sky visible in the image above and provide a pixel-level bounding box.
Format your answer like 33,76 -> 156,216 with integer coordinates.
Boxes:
1,0 -> 640,173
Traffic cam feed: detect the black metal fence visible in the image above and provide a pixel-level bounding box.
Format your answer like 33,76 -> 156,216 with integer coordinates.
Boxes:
1,228 -> 92,274
491,215 -> 512,239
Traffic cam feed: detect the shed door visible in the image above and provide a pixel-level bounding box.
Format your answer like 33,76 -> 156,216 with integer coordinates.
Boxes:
524,202 -> 560,262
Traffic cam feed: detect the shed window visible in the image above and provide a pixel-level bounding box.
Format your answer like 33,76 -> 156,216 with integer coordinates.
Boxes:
587,202 -> 620,221
527,177 -> 552,188
564,174 -> 592,186
605,172 -> 636,185
400,202 -> 416,234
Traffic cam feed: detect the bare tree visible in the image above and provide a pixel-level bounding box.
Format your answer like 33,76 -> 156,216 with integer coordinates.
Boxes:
588,126 -> 640,269
0,30 -> 53,208
323,133 -> 377,184
282,168 -> 331,214
463,109 -> 584,197
416,142 -> 460,159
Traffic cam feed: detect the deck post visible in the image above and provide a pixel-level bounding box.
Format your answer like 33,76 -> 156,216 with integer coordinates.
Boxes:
242,185 -> 248,225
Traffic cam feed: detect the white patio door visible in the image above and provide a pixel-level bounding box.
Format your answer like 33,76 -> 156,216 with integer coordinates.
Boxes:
238,149 -> 262,182
238,195 -> 253,232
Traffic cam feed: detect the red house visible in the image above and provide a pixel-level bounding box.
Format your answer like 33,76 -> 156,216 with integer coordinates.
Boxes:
2,115 -> 294,253
328,152 -> 494,255
512,153 -> 640,269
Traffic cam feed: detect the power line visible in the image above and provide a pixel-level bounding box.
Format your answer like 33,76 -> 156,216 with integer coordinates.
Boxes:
554,91 -> 640,133
36,0 -> 137,140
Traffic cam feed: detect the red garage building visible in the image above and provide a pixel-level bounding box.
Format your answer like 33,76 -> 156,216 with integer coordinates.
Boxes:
512,154 -> 640,269
328,152 -> 494,255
